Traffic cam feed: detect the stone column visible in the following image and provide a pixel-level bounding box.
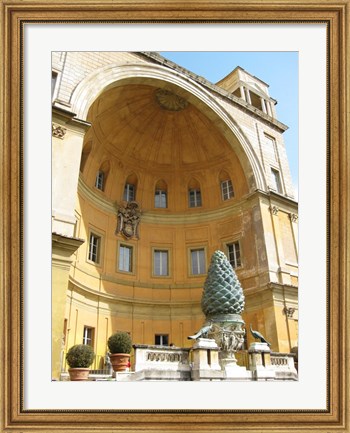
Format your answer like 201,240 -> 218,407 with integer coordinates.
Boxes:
245,88 -> 252,104
260,97 -> 267,113
266,100 -> 273,117
240,86 -> 246,101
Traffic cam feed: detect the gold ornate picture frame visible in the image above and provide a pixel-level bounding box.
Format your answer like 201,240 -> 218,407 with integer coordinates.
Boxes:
1,1 -> 349,432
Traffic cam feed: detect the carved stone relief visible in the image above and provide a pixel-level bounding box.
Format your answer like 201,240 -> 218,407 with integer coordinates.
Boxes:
116,201 -> 141,239
52,123 -> 67,139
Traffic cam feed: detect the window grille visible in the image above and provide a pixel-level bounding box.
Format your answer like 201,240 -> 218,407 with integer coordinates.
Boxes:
154,250 -> 168,276
221,179 -> 234,200
189,188 -> 202,207
124,183 -> 135,201
95,171 -> 104,191
191,249 -> 205,274
227,242 -> 241,269
155,334 -> 169,346
155,189 -> 167,208
88,233 -> 100,263
119,244 -> 133,272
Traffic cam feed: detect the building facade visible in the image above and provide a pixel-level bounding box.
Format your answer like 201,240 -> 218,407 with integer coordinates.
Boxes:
51,52 -> 298,380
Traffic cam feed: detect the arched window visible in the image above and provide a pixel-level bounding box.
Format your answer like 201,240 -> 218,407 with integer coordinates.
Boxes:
123,173 -> 138,202
219,171 -> 234,201
188,178 -> 202,208
155,179 -> 167,208
95,160 -> 110,192
95,170 -> 104,190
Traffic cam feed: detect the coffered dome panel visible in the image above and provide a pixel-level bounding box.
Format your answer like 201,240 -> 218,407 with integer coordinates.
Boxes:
87,84 -> 237,172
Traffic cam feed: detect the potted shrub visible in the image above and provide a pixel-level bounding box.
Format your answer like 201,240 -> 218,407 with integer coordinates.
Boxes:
66,344 -> 95,381
107,331 -> 132,372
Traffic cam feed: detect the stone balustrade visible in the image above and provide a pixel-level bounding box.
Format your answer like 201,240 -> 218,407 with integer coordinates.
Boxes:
270,352 -> 298,380
132,344 -> 191,380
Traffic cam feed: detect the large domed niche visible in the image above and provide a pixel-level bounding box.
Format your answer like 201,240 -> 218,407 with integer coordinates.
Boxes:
82,79 -> 249,210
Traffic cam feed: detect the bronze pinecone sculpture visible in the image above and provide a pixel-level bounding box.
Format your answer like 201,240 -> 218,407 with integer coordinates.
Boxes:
201,250 -> 245,316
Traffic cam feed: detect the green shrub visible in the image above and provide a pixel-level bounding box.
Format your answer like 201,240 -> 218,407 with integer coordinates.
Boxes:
108,331 -> 132,354
66,344 -> 95,368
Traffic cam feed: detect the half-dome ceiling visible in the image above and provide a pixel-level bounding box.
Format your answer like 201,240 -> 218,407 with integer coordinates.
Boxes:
87,83 -> 238,172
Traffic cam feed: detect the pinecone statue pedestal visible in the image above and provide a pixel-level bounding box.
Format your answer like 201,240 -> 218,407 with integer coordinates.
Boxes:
189,250 -> 252,380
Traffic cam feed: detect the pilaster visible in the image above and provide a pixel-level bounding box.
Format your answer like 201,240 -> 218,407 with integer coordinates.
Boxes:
269,205 -> 291,285
52,233 -> 84,380
289,212 -> 299,257
52,106 -> 90,237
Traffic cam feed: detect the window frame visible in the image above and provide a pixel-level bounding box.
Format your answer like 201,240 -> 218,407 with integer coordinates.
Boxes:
95,170 -> 105,191
117,242 -> 135,274
82,326 -> 94,347
188,188 -> 202,208
152,247 -> 171,278
270,167 -> 284,194
264,134 -> 279,163
154,189 -> 167,208
123,183 -> 136,202
188,246 -> 207,276
221,179 -> 234,201
226,241 -> 242,269
155,334 -> 169,346
87,229 -> 104,266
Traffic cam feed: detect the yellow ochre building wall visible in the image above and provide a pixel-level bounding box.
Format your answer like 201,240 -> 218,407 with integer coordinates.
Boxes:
51,52 -> 298,380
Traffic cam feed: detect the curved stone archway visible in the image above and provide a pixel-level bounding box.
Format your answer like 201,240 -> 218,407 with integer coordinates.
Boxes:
70,63 -> 267,193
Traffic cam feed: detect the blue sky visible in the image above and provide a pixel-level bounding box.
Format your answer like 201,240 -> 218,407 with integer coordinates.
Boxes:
160,52 -> 298,197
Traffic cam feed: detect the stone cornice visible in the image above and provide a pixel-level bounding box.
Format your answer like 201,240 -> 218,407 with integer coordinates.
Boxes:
52,233 -> 85,255
52,105 -> 91,134
72,263 -> 204,290
78,177 -> 298,225
139,52 -> 288,133
69,275 -> 201,307
78,177 -> 259,225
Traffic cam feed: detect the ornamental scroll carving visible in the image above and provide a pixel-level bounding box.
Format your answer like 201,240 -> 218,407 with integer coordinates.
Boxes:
116,201 -> 141,239
289,213 -> 298,223
52,123 -> 67,139
269,205 -> 279,215
283,307 -> 296,319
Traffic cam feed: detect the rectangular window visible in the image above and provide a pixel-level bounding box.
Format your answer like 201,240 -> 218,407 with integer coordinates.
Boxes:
124,183 -> 135,201
119,244 -> 133,272
52,71 -> 58,99
155,190 -> 167,208
88,233 -> 101,263
155,334 -> 169,346
189,189 -> 202,207
265,135 -> 278,162
191,248 -> 206,275
221,179 -> 234,200
271,168 -> 283,194
83,326 -> 94,346
154,250 -> 169,276
227,242 -> 241,269
95,171 -> 104,190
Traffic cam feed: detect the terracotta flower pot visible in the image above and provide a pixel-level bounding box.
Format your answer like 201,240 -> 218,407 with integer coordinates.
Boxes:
109,353 -> 131,372
68,368 -> 90,381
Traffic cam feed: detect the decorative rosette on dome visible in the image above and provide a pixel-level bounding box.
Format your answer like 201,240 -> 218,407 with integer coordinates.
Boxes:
201,250 -> 245,317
